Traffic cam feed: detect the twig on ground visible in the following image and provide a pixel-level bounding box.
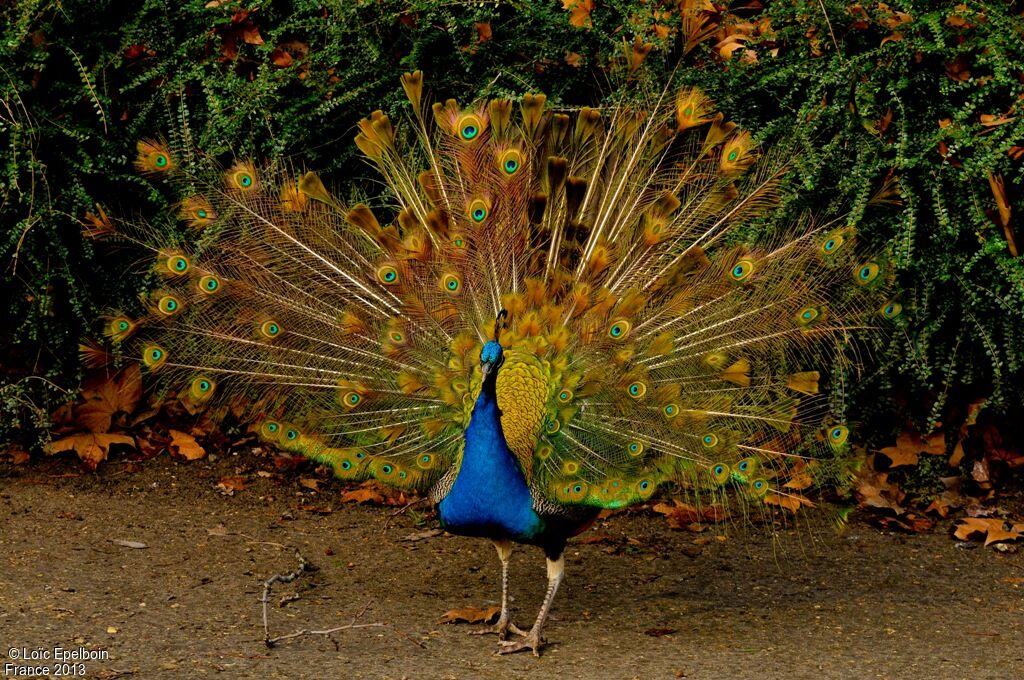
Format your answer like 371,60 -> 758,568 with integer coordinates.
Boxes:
382,496 -> 428,531
262,551 -> 395,648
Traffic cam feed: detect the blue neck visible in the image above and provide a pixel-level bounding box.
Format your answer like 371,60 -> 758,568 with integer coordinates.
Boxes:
437,371 -> 543,540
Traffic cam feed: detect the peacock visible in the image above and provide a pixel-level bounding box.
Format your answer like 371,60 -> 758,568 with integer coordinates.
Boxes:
90,71 -> 899,655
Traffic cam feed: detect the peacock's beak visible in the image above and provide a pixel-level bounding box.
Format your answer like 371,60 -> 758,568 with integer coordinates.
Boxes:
480,361 -> 494,378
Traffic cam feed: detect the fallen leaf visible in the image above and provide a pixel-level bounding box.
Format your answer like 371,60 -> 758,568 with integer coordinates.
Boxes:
577,533 -> 616,545
77,365 -> 142,433
953,517 -> 1024,546
169,429 -> 206,460
299,478 -> 320,491
764,492 -> 815,513
644,627 -> 676,637
217,475 -> 248,494
341,487 -> 385,504
401,529 -> 442,542
562,0 -> 594,28
475,21 -> 492,42
46,433 -> 135,470
877,430 -> 946,468
437,606 -> 501,625
270,48 -> 293,67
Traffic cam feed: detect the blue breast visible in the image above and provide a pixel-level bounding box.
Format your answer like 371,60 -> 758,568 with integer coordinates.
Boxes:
438,389 -> 544,541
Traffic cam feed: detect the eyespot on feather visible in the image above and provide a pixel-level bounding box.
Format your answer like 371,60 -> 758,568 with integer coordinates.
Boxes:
165,254 -> 190,276
157,295 -> 182,316
441,273 -> 462,295
854,262 -> 880,285
189,375 -> 216,401
497,149 -> 523,176
260,420 -> 282,441
880,301 -> 903,319
142,344 -> 167,370
260,320 -> 282,339
197,275 -> 221,295
701,433 -> 719,448
627,381 -> 647,399
608,319 -> 631,340
827,424 -> 850,448
107,316 -> 135,341
729,259 -> 755,282
627,440 -> 645,457
376,264 -> 399,285
710,463 -> 730,485
455,113 -> 485,141
467,199 -> 489,224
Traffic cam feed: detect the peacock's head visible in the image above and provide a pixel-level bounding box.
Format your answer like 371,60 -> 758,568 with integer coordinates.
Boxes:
479,341 -> 504,379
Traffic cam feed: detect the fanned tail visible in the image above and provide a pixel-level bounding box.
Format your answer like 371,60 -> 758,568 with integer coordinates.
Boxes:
91,75 -> 901,520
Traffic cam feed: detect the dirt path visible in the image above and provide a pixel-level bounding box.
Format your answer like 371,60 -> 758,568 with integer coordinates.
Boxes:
1,454 -> 1021,680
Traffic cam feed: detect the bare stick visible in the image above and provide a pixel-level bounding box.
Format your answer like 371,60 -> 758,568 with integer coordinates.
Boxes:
262,549 -> 316,645
261,549 -> 422,649
382,496 -> 428,531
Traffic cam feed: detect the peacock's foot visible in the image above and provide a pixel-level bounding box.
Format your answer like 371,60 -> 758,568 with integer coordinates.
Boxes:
496,629 -> 546,657
470,617 -> 528,641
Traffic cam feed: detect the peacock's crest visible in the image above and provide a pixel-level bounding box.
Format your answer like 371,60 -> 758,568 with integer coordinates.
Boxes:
92,72 -> 899,519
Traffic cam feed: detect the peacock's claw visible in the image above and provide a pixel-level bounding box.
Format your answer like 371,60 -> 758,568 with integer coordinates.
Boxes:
471,619 -> 528,640
496,629 -> 546,657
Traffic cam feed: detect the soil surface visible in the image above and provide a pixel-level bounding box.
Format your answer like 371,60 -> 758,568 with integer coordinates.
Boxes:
1,453 -> 1021,680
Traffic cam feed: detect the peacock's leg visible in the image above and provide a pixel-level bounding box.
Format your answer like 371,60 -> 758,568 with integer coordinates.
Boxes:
472,539 -> 527,640
497,553 -> 564,656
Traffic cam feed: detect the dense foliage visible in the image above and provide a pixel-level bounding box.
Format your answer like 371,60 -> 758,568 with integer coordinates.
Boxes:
1,0 -> 1022,454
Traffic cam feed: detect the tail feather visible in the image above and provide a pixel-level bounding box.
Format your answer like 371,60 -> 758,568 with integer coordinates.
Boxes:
92,72 -> 900,517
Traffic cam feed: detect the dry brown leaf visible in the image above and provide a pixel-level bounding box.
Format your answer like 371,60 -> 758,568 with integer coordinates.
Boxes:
46,432 -> 135,470
77,365 -> 142,433
878,430 -> 946,468
475,22 -> 492,42
562,0 -> 594,28
954,517 -> 1024,546
341,487 -> 386,505
437,606 -> 501,625
169,429 -> 206,460
270,48 -> 293,67
564,51 -> 582,67
764,492 -> 815,513
217,475 -> 248,493
299,478 -> 320,491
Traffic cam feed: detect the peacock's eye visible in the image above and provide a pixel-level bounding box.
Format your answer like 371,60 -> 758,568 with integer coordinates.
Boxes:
442,274 -> 461,293
381,464 -> 393,475
199,275 -> 220,294
117,320 -> 130,332
267,422 -> 279,433
344,391 -> 362,407
199,380 -> 210,391
196,209 -> 208,219
390,331 -> 404,343
154,154 -> 168,167
828,425 -> 850,448
285,429 -> 298,441
558,389 -> 572,403
664,403 -> 678,418
453,237 -> 465,248
881,301 -> 902,319
730,259 -> 754,281
639,480 -> 651,491
562,460 -> 579,475
797,306 -> 820,326
855,262 -> 880,285
457,114 -> 483,141
143,345 -> 166,368
752,479 -> 767,493
714,464 -> 725,475
236,172 -> 253,188
727,150 -> 738,161
167,255 -> 189,275
702,434 -> 718,447
158,295 -> 180,315
498,150 -> 523,175
823,239 -> 836,252
628,441 -> 644,456
608,319 -> 631,340
341,460 -> 352,470
377,265 -> 399,284
738,460 -> 749,472
261,320 -> 281,338
150,348 -> 162,360
420,454 -> 431,464
546,418 -> 560,434
627,381 -> 646,398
